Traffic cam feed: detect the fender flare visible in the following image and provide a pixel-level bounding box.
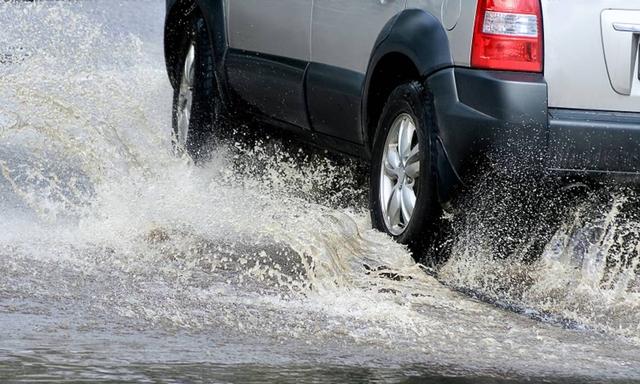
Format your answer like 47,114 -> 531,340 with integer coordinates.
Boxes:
361,9 -> 453,149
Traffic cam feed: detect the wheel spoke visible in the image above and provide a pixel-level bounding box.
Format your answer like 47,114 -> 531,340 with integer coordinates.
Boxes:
405,162 -> 420,179
405,146 -> 420,179
398,117 -> 415,160
178,111 -> 189,145
384,160 -> 397,178
381,175 -> 395,207
401,186 -> 416,223
184,44 -> 196,87
387,145 -> 401,170
176,43 -> 196,147
387,185 -> 402,228
406,144 -> 419,165
183,105 -> 191,127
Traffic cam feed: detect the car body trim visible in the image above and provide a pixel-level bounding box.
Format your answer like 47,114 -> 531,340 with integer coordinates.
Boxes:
225,49 -> 311,129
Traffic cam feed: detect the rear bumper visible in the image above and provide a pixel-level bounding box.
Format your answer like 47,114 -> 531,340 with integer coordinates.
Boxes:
548,109 -> 640,177
427,67 -> 640,199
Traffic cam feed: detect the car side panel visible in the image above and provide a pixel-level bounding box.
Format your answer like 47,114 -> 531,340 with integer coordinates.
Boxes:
311,0 -> 407,74
308,0 -> 408,144
224,0 -> 312,128
227,0 -> 312,61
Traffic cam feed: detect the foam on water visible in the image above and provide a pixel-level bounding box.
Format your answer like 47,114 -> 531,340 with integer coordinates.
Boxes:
2,1 -> 640,382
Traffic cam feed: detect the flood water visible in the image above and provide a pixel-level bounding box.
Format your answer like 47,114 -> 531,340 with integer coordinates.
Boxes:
1,1 -> 640,383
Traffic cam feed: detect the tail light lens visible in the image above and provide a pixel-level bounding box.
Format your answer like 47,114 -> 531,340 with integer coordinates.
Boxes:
471,0 -> 543,72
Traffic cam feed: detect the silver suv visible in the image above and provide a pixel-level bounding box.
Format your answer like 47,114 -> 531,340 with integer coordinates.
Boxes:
164,0 -> 640,250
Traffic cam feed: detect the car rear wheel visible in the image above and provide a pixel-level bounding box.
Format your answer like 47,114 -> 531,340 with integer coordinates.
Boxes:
370,81 -> 440,254
172,13 -> 223,161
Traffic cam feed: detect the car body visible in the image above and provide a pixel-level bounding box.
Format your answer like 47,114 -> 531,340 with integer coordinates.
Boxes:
164,0 -> 640,250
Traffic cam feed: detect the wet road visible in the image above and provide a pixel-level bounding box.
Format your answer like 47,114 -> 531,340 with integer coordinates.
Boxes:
1,1 -> 640,383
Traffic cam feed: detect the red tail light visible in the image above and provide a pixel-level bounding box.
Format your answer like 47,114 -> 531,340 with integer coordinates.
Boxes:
471,0 -> 543,72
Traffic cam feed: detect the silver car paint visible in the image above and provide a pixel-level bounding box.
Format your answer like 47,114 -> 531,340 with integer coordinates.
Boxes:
311,0 -> 407,74
226,0 -> 312,61
542,0 -> 640,113
227,0 -> 475,75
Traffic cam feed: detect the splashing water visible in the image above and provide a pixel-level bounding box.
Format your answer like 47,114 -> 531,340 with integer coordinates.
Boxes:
441,175 -> 640,341
2,1 -> 640,382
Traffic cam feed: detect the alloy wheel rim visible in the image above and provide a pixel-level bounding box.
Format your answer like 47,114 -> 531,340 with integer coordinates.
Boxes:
176,42 -> 195,147
379,113 -> 420,236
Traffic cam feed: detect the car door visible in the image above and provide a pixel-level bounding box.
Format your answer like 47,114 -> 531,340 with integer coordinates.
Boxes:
225,0 -> 313,129
307,0 -> 407,144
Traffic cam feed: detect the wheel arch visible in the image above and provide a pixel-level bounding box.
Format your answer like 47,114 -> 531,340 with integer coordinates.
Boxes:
362,9 -> 453,152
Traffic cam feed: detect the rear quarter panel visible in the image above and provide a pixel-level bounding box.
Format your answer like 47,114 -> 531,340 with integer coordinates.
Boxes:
406,0 -> 477,66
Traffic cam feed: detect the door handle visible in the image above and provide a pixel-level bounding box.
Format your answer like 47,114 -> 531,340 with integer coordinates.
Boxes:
613,22 -> 640,33
379,0 -> 396,4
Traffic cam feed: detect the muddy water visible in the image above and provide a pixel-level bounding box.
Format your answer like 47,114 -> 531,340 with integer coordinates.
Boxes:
1,1 -> 640,383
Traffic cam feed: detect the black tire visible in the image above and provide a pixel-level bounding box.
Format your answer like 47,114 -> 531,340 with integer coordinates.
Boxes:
171,12 -> 224,161
370,81 -> 441,255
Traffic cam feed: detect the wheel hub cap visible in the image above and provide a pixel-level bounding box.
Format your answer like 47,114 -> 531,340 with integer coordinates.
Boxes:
379,113 -> 420,236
